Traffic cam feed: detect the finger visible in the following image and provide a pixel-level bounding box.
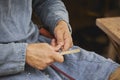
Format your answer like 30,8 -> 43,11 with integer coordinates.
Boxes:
54,44 -> 63,51
63,38 -> 70,51
51,39 -> 63,51
63,34 -> 73,51
51,39 -> 56,47
53,52 -> 64,63
54,30 -> 64,46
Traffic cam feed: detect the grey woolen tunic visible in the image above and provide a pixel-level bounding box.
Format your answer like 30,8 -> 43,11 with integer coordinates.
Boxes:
0,0 -> 69,77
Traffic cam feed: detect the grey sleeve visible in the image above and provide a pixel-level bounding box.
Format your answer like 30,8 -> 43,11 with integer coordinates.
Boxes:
0,43 -> 27,76
32,0 -> 72,34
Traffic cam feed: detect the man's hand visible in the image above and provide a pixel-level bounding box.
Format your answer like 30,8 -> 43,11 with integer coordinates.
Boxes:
53,20 -> 73,51
26,43 -> 64,70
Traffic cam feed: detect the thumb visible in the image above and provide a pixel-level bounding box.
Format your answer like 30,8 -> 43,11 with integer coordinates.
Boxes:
53,52 -> 64,63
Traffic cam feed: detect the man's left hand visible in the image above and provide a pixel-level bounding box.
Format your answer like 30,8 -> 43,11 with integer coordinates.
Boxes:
52,20 -> 73,51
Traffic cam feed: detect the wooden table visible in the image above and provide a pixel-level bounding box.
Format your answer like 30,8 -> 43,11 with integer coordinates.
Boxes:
96,17 -> 120,61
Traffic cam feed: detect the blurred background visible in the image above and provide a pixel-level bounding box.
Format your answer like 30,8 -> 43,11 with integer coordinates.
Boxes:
62,0 -> 120,57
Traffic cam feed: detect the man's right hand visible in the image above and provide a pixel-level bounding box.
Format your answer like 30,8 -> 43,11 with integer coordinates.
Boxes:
26,43 -> 64,70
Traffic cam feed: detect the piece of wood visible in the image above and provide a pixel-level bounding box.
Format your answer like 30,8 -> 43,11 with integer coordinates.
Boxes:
96,17 -> 120,45
60,49 -> 80,55
96,17 -> 120,61
107,42 -> 116,61
108,67 -> 120,80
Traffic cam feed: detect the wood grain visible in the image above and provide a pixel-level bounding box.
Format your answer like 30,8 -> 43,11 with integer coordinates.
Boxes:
96,17 -> 120,45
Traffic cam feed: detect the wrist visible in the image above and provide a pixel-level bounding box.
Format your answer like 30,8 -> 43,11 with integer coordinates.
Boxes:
56,20 -> 68,26
55,20 -> 68,33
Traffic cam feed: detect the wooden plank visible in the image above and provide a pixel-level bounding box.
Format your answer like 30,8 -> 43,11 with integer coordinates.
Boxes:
96,17 -> 120,45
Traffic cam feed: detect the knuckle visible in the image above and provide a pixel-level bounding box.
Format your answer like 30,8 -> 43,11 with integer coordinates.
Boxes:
47,59 -> 54,64
38,67 -> 44,70
38,65 -> 47,70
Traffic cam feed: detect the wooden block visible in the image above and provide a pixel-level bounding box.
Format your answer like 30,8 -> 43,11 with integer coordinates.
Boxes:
96,17 -> 120,45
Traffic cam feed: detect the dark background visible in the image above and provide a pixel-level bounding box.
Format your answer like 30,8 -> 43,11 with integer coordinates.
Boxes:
62,0 -> 120,56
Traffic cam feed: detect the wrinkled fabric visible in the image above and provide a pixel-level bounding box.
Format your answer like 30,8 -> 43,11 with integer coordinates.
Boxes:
0,45 -> 119,80
0,0 -> 69,76
0,0 -> 120,80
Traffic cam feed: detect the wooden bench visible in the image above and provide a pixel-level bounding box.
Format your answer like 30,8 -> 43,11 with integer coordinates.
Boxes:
96,17 -> 120,61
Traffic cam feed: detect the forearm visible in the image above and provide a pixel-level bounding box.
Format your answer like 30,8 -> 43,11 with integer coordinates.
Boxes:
32,0 -> 71,34
0,43 -> 27,76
